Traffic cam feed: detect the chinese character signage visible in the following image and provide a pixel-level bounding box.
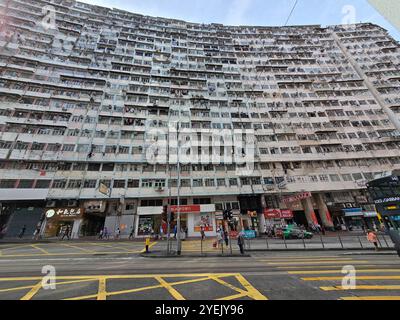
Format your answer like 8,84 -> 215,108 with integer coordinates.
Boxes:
45,208 -> 84,220
282,192 -> 312,204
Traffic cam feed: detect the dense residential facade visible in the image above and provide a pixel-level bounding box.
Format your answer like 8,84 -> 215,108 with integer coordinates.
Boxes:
0,0 -> 400,239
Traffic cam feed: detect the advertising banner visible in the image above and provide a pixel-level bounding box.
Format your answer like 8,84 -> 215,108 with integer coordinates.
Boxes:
193,213 -> 213,232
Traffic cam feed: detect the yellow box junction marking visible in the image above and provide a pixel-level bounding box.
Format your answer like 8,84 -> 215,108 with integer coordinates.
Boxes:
0,273 -> 267,301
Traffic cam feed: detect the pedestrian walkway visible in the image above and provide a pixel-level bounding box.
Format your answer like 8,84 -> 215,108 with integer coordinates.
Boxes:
0,241 -> 157,258
256,254 -> 400,300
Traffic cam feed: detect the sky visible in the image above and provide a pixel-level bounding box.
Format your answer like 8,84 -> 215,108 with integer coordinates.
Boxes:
78,0 -> 400,41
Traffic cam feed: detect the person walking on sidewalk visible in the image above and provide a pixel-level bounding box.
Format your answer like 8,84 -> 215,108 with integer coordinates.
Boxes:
61,225 -> 70,240
223,229 -> 229,247
129,227 -> 134,240
237,231 -> 245,255
18,225 -> 26,239
115,227 -> 121,240
367,230 -> 379,251
200,225 -> 206,241
98,228 -> 103,240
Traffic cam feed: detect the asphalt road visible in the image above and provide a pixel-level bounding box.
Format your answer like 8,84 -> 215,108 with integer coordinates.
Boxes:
0,241 -> 400,300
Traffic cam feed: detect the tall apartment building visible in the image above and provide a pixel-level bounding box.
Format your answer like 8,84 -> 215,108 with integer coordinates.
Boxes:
0,0 -> 400,239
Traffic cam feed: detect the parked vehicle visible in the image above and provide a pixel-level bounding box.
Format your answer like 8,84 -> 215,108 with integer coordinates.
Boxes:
277,225 -> 313,239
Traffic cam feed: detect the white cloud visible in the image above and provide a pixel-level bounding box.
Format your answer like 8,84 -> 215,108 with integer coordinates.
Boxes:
225,0 -> 252,25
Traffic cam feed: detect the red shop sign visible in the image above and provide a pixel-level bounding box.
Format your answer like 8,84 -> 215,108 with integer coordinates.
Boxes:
282,192 -> 312,204
170,205 -> 201,213
264,209 -> 293,219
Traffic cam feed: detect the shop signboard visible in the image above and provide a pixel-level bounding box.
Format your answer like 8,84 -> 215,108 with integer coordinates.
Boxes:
264,209 -> 293,219
170,205 -> 201,214
45,208 -> 84,221
193,213 -> 213,232
243,230 -> 256,239
282,192 -> 312,204
343,208 -> 363,217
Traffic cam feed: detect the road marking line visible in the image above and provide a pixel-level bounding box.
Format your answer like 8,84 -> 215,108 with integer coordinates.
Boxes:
277,265 -> 384,269
97,277 -> 107,300
30,244 -> 50,255
0,279 -> 97,294
20,280 -> 42,300
0,244 -> 35,251
267,260 -> 369,265
217,293 -> 248,300
86,243 -> 136,252
322,285 -> 400,291
235,274 -> 268,300
155,276 -> 185,300
259,257 -> 345,262
288,269 -> 400,274
59,244 -> 95,253
340,296 -> 400,300
140,241 -> 158,253
211,276 -> 250,297
0,250 -> 143,258
302,275 -> 400,281
0,274 -> 238,281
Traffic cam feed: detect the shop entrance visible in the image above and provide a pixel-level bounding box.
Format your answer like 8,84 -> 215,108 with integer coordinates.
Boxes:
57,221 -> 74,238
293,211 -> 308,228
81,214 -> 105,236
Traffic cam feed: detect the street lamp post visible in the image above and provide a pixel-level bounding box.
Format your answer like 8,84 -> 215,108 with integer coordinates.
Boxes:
176,120 -> 182,255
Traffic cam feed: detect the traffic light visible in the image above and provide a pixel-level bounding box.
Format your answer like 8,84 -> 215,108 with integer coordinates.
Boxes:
227,210 -> 233,220
223,210 -> 228,220
162,205 -> 168,222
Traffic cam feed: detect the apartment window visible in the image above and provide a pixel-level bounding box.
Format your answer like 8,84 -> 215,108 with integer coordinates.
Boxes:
205,179 -> 215,187
52,180 -> 67,189
35,180 -> 51,189
62,144 -> 75,152
140,199 -> 162,207
193,179 -> 203,187
319,175 -> 329,182
113,180 -> 126,188
229,178 -> 238,186
329,175 -> 341,182
88,163 -> 101,171
67,180 -> 82,189
127,179 -> 140,188
0,180 -> 16,188
83,180 -> 97,188
217,179 -> 226,187
352,173 -> 363,181
17,180 -> 34,189
193,198 -> 211,205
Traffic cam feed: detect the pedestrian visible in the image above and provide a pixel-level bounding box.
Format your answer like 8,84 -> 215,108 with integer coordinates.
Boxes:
18,225 -> 26,239
62,225 -> 70,240
104,227 -> 109,240
200,225 -> 206,241
173,224 -> 177,239
159,225 -> 164,240
98,228 -> 103,240
216,229 -> 223,249
115,227 -> 121,240
367,230 -> 379,251
223,229 -> 229,246
237,231 -> 245,254
129,227 -> 134,240
33,226 -> 40,241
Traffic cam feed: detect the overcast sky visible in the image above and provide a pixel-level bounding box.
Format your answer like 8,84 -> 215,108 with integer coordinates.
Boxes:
78,0 -> 400,41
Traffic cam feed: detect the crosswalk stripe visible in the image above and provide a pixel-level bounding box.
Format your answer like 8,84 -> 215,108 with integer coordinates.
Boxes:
302,276 -> 400,281
322,285 -> 400,291
288,269 -> 400,274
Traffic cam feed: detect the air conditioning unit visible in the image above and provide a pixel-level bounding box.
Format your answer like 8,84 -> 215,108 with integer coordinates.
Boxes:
155,186 -> 164,192
67,200 -> 78,207
46,200 -> 56,208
